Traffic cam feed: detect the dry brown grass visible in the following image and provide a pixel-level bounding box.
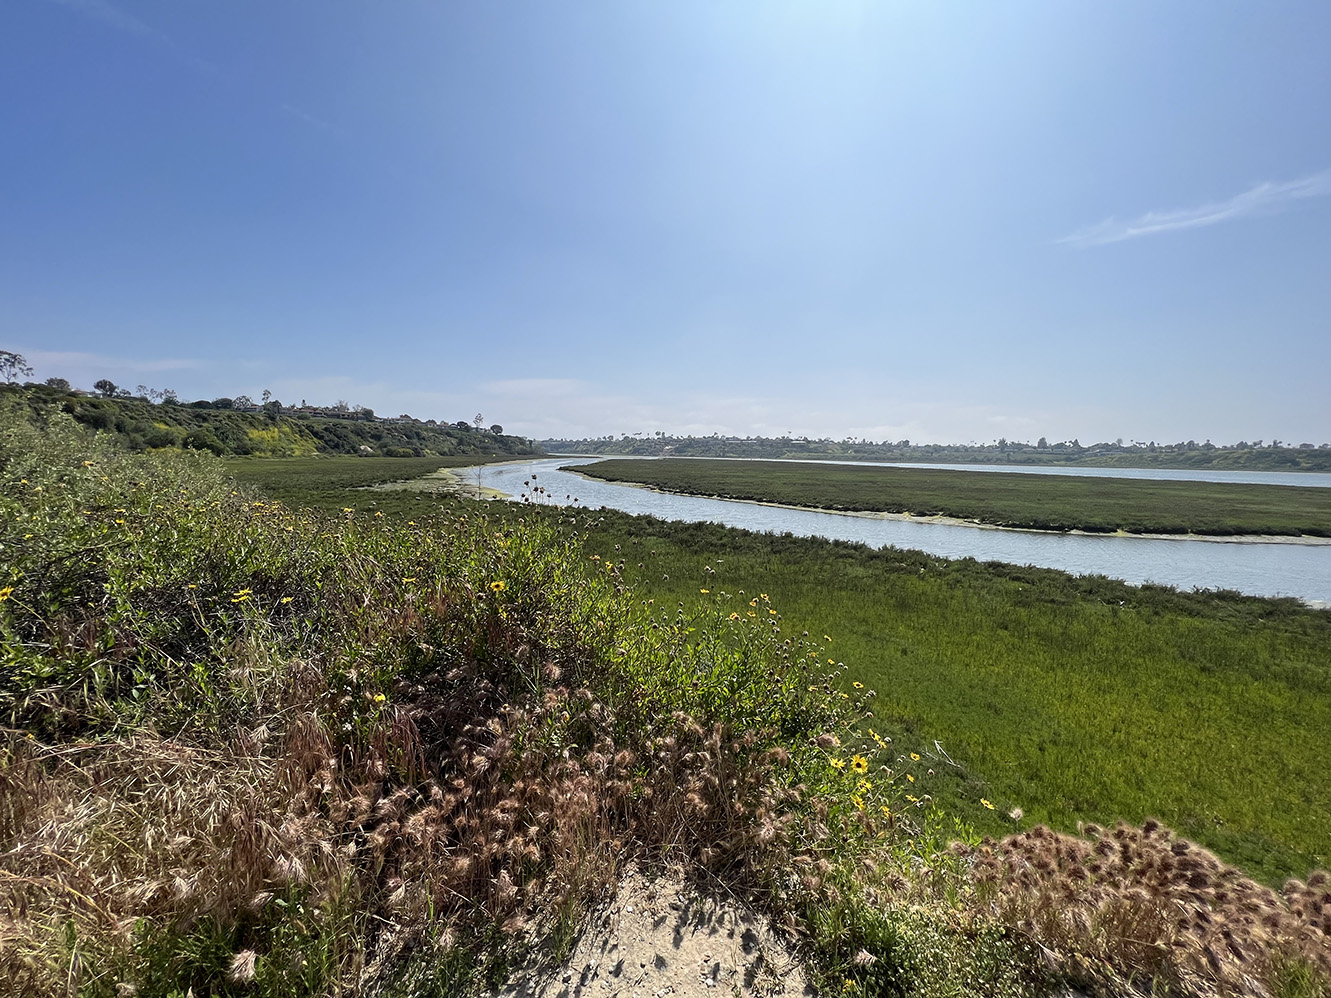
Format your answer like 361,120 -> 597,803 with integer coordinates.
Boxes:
0,640 -> 830,996
956,820 -> 1331,996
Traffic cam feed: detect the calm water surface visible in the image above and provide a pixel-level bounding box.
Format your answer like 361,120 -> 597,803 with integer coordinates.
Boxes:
461,458 -> 1331,605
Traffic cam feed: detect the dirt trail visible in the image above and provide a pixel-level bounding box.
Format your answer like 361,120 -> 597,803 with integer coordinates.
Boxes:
489,869 -> 811,998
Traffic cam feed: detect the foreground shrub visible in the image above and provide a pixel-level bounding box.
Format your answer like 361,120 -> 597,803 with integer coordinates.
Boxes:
0,408 -> 920,994
956,821 -> 1330,996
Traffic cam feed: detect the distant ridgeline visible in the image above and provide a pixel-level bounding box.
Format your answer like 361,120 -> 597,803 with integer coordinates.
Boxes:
3,384 -> 540,458
543,433 -> 1331,473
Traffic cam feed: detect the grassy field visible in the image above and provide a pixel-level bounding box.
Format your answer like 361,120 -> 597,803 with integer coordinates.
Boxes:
574,512 -> 1331,886
226,454 -> 519,508
227,457 -> 1331,884
574,457 -> 1331,536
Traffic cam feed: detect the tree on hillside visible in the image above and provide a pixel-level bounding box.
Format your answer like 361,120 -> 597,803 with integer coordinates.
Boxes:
93,378 -> 118,397
135,385 -> 150,399
0,351 -> 33,384
44,377 -> 71,391
490,424 -> 503,435
473,412 -> 484,430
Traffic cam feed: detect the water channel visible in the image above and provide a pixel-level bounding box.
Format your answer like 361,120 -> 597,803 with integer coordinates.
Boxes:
458,457 -> 1331,606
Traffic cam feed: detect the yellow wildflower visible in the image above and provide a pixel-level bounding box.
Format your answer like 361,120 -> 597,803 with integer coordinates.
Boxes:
829,757 -> 846,771
850,755 -> 869,774
0,586 -> 14,602
373,693 -> 386,703
490,580 -> 507,592
910,752 -> 920,761
853,681 -> 863,689
699,588 -> 709,594
234,589 -> 252,596
280,596 -> 293,604
906,773 -> 915,783
981,798 -> 995,810
852,795 -> 864,810
403,577 -> 417,583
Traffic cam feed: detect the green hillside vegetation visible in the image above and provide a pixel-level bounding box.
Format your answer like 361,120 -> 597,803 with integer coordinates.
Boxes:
3,383 -> 538,458
5,410 -> 1330,997
574,458 -> 1331,536
547,433 -> 1331,473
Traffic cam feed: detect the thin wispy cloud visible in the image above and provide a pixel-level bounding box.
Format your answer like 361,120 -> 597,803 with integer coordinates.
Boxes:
48,0 -> 159,42
47,0 -> 350,138
46,0 -> 217,74
24,349 -> 199,376
1059,170 -> 1331,248
279,103 -> 349,139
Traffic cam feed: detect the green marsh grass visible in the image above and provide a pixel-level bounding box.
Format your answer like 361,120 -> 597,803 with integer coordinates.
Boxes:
575,512 -> 1331,886
574,457 -> 1331,536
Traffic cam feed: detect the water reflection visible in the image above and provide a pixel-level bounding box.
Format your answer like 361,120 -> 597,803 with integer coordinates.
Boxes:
463,458 -> 1331,605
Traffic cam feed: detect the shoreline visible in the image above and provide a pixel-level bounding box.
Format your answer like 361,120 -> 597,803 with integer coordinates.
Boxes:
364,465 -> 513,500
558,468 -> 1331,547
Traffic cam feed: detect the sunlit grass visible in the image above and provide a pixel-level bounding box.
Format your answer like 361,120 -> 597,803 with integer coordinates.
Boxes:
578,511 -> 1331,885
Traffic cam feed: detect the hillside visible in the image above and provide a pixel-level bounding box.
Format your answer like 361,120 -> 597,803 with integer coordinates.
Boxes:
4,383 -> 539,458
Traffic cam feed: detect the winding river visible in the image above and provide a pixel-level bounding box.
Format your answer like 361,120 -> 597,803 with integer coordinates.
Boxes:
459,457 -> 1331,606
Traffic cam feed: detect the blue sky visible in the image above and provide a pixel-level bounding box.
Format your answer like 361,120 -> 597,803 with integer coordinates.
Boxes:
4,1 -> 1329,444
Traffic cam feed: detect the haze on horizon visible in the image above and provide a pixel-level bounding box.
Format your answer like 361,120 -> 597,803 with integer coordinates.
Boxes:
3,1 -> 1329,446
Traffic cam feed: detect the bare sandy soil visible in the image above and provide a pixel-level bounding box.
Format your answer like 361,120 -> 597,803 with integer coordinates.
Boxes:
488,868 -> 812,998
